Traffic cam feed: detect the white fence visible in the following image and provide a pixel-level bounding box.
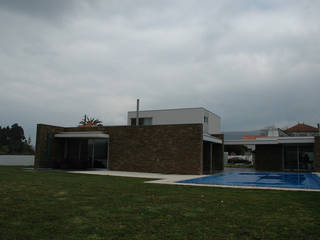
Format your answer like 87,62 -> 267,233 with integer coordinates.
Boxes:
0,155 -> 34,166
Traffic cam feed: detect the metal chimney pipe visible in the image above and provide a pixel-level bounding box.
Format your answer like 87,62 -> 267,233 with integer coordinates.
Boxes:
136,99 -> 140,126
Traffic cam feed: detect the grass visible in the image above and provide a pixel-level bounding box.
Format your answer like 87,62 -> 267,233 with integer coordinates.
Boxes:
1,166 -> 320,240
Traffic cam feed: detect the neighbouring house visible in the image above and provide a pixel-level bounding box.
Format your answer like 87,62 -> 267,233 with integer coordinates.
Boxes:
35,108 -> 224,175
285,123 -> 320,137
225,124 -> 320,172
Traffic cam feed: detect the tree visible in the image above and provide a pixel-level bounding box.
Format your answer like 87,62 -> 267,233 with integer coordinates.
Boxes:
0,123 -> 34,154
79,114 -> 103,127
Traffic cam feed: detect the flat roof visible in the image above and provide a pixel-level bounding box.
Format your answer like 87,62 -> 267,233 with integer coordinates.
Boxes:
224,136 -> 315,145
128,107 -> 221,118
203,134 -> 223,144
55,131 -> 109,139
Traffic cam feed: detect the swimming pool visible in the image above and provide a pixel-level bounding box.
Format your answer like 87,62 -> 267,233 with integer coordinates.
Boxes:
177,172 -> 320,190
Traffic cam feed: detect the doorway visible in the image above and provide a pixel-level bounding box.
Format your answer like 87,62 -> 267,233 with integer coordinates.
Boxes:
88,139 -> 108,168
283,144 -> 314,171
63,138 -> 108,169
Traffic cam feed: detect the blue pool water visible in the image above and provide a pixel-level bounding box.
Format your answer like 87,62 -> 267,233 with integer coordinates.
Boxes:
177,172 -> 320,190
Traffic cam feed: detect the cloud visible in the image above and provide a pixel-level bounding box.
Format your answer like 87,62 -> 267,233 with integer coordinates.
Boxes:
0,0 -> 320,144
0,0 -> 76,21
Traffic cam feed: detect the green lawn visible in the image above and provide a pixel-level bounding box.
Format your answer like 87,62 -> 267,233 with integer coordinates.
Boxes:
1,166 -> 320,240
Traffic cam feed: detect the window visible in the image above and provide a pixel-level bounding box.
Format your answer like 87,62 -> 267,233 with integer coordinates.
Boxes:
131,118 -> 152,126
204,116 -> 208,123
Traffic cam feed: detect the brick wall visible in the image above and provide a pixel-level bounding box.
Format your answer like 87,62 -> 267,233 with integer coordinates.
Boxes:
255,145 -> 282,171
35,124 -> 64,168
35,123 -> 203,174
314,136 -> 320,172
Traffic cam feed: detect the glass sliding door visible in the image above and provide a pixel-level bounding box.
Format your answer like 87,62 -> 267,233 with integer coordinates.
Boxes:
88,139 -> 94,168
88,139 -> 108,169
284,145 -> 298,169
283,144 -> 314,171
64,139 -> 89,169
298,145 -> 314,170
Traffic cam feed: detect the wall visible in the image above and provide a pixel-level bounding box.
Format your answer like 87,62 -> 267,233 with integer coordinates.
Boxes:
255,145 -> 283,171
128,108 -> 221,134
204,109 -> 221,134
0,155 -> 34,166
35,123 -> 203,174
128,108 -> 204,125
35,124 -> 64,168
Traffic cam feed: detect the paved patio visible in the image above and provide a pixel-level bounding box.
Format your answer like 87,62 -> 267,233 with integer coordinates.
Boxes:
68,169 -> 205,182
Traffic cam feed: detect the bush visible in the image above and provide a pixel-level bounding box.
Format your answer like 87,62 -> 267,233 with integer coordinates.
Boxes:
228,157 -> 251,164
0,145 -> 9,154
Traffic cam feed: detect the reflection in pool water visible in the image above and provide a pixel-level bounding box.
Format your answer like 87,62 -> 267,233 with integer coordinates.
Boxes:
177,172 -> 320,189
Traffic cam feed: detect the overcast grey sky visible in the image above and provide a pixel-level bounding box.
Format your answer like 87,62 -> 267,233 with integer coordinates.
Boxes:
1,0 -> 320,143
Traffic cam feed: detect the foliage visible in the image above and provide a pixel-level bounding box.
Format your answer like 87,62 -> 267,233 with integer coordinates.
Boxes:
1,166 -> 320,240
225,163 -> 254,168
0,124 -> 34,155
79,114 -> 103,127
0,145 -> 9,154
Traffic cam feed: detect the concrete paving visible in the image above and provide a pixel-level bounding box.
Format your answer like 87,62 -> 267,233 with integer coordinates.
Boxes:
68,169 -> 205,182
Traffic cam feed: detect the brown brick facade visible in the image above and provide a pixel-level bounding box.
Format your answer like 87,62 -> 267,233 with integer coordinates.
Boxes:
35,123 -> 204,174
35,124 -> 64,168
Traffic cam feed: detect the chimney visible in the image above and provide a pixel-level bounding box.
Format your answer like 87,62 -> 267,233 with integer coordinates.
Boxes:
136,99 -> 140,126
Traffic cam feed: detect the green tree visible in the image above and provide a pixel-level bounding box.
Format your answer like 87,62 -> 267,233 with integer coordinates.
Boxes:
0,123 -> 34,155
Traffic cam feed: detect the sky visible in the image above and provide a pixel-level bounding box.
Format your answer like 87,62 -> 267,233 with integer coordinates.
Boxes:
1,0 -> 320,144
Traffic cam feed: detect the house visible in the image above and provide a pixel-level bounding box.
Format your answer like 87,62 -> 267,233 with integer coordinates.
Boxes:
225,126 -> 320,171
285,123 -> 319,137
35,108 -> 224,175
35,107 -> 320,174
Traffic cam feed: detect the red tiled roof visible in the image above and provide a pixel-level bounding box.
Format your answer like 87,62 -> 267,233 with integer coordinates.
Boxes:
286,123 -> 318,133
242,135 -> 267,140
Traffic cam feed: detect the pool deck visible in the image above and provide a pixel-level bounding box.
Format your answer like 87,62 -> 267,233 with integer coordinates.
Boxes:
68,168 -> 320,192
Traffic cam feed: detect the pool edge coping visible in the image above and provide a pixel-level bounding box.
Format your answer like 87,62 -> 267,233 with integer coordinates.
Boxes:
146,179 -> 320,192
146,172 -> 320,192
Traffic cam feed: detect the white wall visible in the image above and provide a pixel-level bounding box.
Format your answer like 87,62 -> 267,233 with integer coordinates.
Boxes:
204,109 -> 221,134
0,155 -> 34,166
128,108 -> 221,134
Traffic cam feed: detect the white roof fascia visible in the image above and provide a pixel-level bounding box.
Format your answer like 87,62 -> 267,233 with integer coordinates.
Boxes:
224,139 -> 278,145
54,131 -> 109,139
224,136 -> 314,145
277,137 -> 314,144
203,134 -> 223,144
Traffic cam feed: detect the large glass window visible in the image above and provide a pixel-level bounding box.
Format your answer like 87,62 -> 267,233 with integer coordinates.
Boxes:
284,144 -> 314,170
88,139 -> 108,168
130,118 -> 152,126
64,138 -> 108,169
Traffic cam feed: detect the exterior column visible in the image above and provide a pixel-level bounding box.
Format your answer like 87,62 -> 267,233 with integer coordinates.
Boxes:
210,143 -> 213,173
315,136 -> 320,171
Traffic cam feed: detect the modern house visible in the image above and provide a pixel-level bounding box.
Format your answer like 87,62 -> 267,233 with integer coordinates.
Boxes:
34,107 -> 320,174
35,108 -> 224,174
